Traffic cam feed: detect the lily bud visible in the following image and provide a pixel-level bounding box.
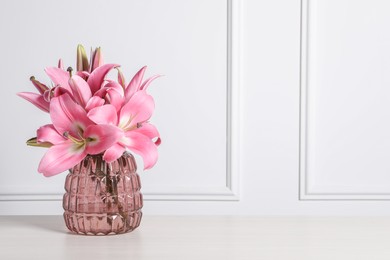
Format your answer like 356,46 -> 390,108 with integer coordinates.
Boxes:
58,59 -> 64,70
116,67 -> 126,90
26,137 -> 52,148
91,47 -> 103,71
76,44 -> 89,72
30,76 -> 49,95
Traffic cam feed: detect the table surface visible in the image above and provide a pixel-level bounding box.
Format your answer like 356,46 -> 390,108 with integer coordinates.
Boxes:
1,215 -> 390,260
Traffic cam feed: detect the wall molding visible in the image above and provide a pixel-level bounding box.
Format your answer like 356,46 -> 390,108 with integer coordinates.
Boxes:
299,0 -> 390,200
0,0 -> 241,202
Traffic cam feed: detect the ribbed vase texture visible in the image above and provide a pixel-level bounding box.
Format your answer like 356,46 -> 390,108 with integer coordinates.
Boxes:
63,153 -> 143,235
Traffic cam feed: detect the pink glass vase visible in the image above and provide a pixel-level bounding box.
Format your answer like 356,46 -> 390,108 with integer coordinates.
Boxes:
63,152 -> 143,235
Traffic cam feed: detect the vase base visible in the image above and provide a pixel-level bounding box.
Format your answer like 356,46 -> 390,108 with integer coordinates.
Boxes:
63,210 -> 142,235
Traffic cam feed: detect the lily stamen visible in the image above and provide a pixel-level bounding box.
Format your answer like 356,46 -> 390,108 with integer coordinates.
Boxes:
64,132 -> 84,146
67,67 -> 73,77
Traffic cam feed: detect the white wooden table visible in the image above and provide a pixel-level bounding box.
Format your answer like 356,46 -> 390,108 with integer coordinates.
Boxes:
1,216 -> 390,260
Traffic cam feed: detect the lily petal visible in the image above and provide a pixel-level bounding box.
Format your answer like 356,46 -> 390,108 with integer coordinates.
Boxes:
94,81 -> 123,99
103,80 -> 124,96
76,71 -> 90,80
125,131 -> 158,170
38,140 -> 86,177
134,123 -> 161,146
37,124 -> 66,145
45,67 -> 72,93
140,75 -> 162,91
87,104 -> 118,125
85,96 -> 105,111
125,66 -> 147,102
50,93 -> 93,137
87,63 -> 119,94
119,91 -> 155,130
52,86 -> 73,98
103,143 -> 126,163
17,92 -> 49,112
106,88 -> 124,112
69,75 -> 92,107
84,124 -> 123,155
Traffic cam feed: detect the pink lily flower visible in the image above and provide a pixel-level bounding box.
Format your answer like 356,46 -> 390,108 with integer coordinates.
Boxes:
17,76 -> 50,112
17,66 -> 75,112
123,66 -> 162,102
19,45 -> 162,176
69,75 -> 92,108
69,74 -> 123,112
87,63 -> 119,94
46,62 -> 118,96
93,80 -> 124,112
87,90 -> 161,170
37,93 -> 123,177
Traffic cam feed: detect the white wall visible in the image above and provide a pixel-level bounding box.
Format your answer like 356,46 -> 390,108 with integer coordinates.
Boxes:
300,0 -> 390,200
2,0 -> 390,215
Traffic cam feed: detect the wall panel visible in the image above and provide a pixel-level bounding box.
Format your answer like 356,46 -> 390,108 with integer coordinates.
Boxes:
300,0 -> 390,199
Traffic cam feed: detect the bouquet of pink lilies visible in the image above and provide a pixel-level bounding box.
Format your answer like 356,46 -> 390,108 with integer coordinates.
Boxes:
18,45 -> 161,177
